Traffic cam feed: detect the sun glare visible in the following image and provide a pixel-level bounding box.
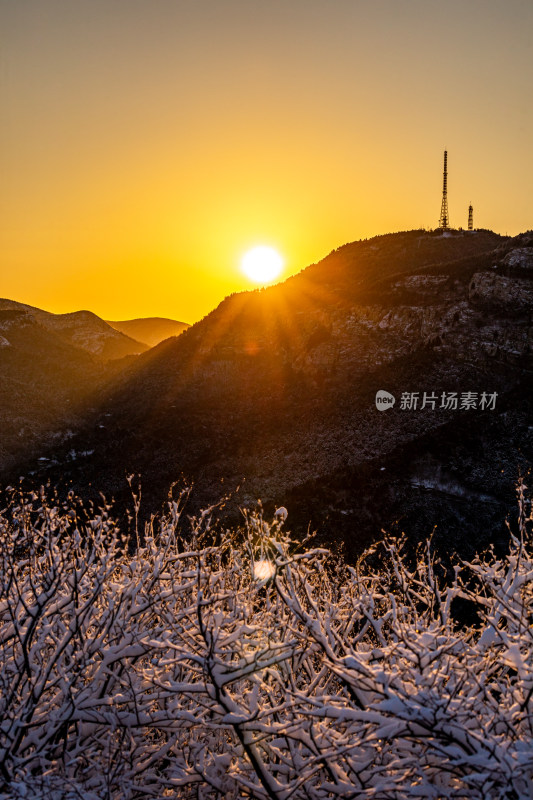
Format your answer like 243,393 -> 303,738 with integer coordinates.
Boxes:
241,246 -> 284,284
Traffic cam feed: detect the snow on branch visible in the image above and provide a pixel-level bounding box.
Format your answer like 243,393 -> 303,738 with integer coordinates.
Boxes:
0,483 -> 531,798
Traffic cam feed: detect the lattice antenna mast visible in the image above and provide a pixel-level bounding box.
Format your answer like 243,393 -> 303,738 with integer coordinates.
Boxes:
468,204 -> 473,231
439,150 -> 449,230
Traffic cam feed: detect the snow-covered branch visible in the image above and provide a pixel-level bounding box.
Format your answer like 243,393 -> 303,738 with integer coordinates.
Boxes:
0,484 -> 532,798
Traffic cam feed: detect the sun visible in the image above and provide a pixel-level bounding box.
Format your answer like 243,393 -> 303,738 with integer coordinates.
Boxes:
241,246 -> 284,284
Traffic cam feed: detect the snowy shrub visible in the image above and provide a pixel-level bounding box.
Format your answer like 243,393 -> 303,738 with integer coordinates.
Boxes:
0,483 -> 532,799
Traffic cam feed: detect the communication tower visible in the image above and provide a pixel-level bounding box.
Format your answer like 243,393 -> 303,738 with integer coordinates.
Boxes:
468,204 -> 474,231
439,150 -> 450,229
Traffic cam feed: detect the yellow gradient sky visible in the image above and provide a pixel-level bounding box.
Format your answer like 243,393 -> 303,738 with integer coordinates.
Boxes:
1,0 -> 532,323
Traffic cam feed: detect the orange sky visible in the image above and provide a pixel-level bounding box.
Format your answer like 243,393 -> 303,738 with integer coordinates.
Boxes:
1,0 -> 532,323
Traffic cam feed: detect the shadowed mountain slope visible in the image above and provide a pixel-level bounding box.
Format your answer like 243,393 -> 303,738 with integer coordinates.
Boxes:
9,229 -> 533,558
0,309 -> 108,471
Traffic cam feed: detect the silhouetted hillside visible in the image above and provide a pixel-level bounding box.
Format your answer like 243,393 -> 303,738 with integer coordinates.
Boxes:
106,317 -> 189,348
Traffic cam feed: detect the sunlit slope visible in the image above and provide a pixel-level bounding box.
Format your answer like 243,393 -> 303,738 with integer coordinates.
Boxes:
123,229 -> 504,367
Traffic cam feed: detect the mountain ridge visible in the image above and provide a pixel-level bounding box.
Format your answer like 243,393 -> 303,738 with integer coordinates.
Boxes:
6,228 -> 533,558
106,316 -> 189,348
0,299 -> 148,360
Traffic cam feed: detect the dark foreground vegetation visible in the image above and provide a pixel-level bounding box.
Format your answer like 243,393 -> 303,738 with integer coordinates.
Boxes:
0,481 -> 532,799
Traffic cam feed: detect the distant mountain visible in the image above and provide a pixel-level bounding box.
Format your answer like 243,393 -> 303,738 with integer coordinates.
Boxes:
106,317 -> 189,348
0,308 -> 108,471
0,300 -> 148,359
0,300 -> 149,470
8,229 -> 533,559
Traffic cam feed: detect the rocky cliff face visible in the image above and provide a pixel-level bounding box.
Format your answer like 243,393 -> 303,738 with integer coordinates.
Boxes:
469,271 -> 533,314
7,230 -> 533,559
